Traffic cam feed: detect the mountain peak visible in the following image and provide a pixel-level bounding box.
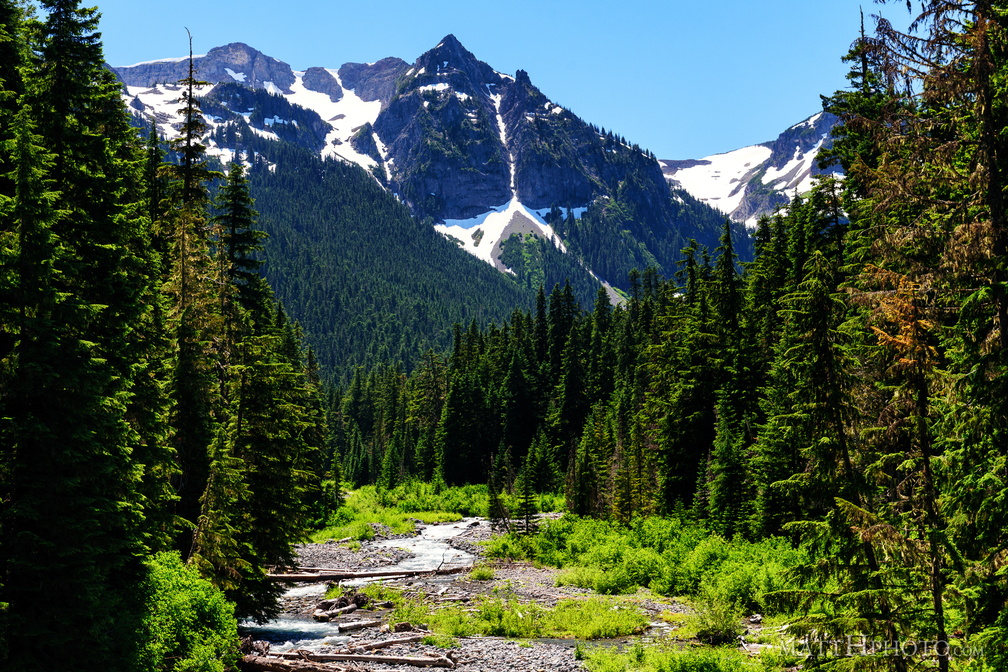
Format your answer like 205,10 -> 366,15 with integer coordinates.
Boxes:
411,33 -> 499,91
437,34 -> 463,49
422,33 -> 479,69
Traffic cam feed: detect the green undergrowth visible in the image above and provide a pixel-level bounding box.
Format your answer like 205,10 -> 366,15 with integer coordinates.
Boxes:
484,515 -> 806,615
324,582 -> 406,607
392,592 -> 647,640
312,481 -> 565,542
468,564 -> 495,581
422,633 -> 459,648
499,490 -> 566,515
578,642 -> 762,672
312,482 -> 483,541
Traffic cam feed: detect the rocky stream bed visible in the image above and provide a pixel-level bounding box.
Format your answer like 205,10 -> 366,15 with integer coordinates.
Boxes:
240,518 -> 689,672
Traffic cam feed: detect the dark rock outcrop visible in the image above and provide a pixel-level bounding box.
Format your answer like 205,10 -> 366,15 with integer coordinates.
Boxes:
350,122 -> 382,164
338,57 -> 411,106
302,66 -> 343,102
372,34 -> 673,222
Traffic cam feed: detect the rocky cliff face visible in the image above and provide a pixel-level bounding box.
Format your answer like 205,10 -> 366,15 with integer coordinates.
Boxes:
372,35 -> 511,220
115,42 -> 296,93
302,67 -> 343,102
337,58 -> 411,106
371,34 -> 673,227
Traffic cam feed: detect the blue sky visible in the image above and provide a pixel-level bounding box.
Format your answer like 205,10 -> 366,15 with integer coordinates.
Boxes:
94,0 -> 913,159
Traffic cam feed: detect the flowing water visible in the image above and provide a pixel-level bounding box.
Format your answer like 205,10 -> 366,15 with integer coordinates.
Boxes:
241,519 -> 477,652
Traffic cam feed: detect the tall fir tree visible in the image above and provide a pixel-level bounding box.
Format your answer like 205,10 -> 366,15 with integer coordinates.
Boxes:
5,0 -> 158,665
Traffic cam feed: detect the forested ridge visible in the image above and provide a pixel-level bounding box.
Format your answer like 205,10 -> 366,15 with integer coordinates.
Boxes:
2,1 -> 1008,672
245,143 -> 537,378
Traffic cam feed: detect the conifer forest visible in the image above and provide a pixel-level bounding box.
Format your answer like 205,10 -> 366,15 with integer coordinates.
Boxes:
2,1 -> 1008,671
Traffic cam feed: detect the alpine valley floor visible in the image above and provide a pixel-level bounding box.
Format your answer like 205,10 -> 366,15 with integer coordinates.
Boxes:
243,518 -> 705,672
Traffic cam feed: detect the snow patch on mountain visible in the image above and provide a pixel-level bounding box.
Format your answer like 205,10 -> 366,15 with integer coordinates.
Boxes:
661,112 -> 839,228
790,111 -> 823,131
435,199 -> 569,267
126,83 -> 216,137
285,70 -> 382,167
665,145 -> 772,219
761,133 -> 828,194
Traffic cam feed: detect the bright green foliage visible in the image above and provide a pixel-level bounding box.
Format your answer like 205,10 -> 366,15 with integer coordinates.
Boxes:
579,643 -> 758,672
312,483 -> 485,541
392,593 -> 646,641
137,552 -> 239,672
487,515 -> 805,612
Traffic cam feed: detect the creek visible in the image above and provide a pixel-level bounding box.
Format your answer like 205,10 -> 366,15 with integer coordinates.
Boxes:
240,519 -> 477,653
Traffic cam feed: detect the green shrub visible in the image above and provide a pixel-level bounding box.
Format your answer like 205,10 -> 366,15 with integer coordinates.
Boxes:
390,593 -> 644,641
688,598 -> 741,646
422,633 -> 459,648
486,514 -> 804,612
681,535 -> 732,594
692,537 -> 806,613
757,645 -> 801,671
361,582 -> 405,607
477,598 -> 546,637
481,531 -> 539,561
469,565 -> 495,581
312,483 -> 491,541
137,551 -> 239,672
545,598 -> 648,639
581,644 -> 757,672
556,565 -> 605,591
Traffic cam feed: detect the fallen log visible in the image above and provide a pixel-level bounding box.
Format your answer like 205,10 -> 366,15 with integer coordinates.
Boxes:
268,566 -> 470,582
350,633 -> 427,651
311,604 -> 356,622
241,654 -> 347,672
273,651 -> 455,668
336,618 -> 382,632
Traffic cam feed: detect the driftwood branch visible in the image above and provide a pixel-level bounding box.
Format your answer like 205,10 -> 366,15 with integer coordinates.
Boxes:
269,566 -> 469,582
240,655 -> 347,671
349,633 -> 427,651
272,651 -> 455,668
336,618 -> 383,632
311,604 -> 356,622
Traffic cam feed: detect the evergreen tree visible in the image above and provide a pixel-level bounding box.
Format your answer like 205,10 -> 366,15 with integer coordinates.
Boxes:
5,0 -> 155,659
567,402 -> 611,517
516,455 -> 538,537
213,160 -> 267,324
162,44 -> 221,555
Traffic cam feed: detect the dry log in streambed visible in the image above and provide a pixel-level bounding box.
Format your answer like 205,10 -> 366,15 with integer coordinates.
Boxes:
269,566 -> 470,582
336,618 -> 383,632
349,633 -> 427,651
311,604 -> 356,622
241,655 -> 348,671
273,651 -> 455,668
